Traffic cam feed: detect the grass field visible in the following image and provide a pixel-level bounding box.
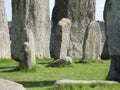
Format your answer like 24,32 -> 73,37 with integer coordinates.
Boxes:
0,58 -> 119,90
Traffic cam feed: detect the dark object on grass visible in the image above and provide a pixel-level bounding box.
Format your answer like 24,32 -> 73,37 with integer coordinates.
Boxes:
47,56 -> 72,67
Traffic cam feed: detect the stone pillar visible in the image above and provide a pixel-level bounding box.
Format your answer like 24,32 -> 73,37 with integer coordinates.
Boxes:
53,18 -> 71,60
104,0 -> 120,81
19,28 -> 36,69
11,0 -> 51,59
101,3 -> 110,60
51,0 -> 96,58
101,39 -> 110,60
82,21 -> 102,60
0,0 -> 11,58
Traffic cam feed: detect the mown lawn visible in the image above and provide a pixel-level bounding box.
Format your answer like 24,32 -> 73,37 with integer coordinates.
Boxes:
0,58 -> 119,90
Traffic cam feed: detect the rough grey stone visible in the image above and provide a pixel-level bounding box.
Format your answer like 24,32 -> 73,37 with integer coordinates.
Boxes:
98,21 -> 106,43
101,39 -> 110,60
11,0 -> 51,59
53,80 -> 118,86
104,0 -> 120,56
53,18 -> 71,60
104,0 -> 120,81
51,0 -> 96,58
0,0 -> 11,58
82,21 -> 102,60
0,78 -> 26,90
106,56 -> 120,81
19,28 -> 36,69
47,56 -> 72,67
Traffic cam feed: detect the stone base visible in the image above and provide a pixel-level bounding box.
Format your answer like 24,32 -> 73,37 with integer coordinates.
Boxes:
106,56 -> 120,82
47,57 -> 72,67
53,80 -> 118,86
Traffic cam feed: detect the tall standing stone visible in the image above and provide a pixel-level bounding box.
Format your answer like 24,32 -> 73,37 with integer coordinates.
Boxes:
51,0 -> 96,58
82,21 -> 102,60
101,4 -> 110,60
104,0 -> 120,81
19,28 -> 36,69
11,0 -> 51,60
53,18 -> 71,60
101,39 -> 110,60
0,0 -> 11,58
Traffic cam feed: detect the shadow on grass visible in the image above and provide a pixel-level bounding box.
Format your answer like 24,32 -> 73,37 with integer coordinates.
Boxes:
75,61 -> 88,64
0,67 -> 20,72
17,80 -> 55,88
0,66 -> 17,69
38,62 -> 50,65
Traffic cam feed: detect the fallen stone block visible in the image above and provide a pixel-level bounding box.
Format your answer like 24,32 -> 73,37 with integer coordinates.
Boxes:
0,78 -> 26,90
53,80 -> 119,86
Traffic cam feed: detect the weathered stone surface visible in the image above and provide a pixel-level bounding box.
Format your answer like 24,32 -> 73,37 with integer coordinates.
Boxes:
53,80 -> 118,86
106,56 -> 120,81
47,56 -> 72,67
104,0 -> 120,81
104,0 -> 120,56
0,78 -> 26,90
101,3 -> 110,60
11,0 -> 51,59
52,18 -> 71,60
101,39 -> 110,60
82,21 -> 102,60
0,0 -> 11,58
98,21 -> 106,43
19,28 -> 36,69
51,0 -> 96,58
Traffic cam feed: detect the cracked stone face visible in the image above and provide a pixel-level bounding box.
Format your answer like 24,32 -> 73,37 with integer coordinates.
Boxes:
104,0 -> 120,81
0,0 -> 11,58
51,0 -> 101,60
11,0 -> 51,60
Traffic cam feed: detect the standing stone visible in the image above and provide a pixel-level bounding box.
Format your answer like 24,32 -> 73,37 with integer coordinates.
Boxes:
19,28 -> 36,69
11,0 -> 51,60
104,0 -> 120,81
82,21 -> 102,60
101,39 -> 110,60
53,18 -> 71,60
0,0 -> 11,58
101,5 -> 110,60
51,0 -> 96,58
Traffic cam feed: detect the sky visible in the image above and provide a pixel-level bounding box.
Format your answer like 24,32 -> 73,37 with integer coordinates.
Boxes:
96,0 -> 106,21
4,0 -> 105,21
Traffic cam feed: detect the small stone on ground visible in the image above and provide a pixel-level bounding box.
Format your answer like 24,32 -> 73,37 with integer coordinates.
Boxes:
53,80 -> 119,86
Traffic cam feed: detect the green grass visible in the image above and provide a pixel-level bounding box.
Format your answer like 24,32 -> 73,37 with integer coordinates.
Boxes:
0,58 -> 119,90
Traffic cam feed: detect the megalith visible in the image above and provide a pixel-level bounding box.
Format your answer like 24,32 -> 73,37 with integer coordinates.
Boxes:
0,0 -> 11,58
104,0 -> 120,81
101,39 -> 110,60
11,0 -> 51,60
19,28 -> 36,69
82,21 -> 102,60
101,8 -> 110,60
53,18 -> 71,60
51,0 -> 96,58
